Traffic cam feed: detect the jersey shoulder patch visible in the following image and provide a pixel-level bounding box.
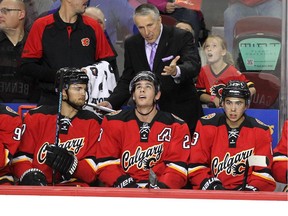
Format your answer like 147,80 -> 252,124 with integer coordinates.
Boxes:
247,116 -> 270,131
156,111 -> 185,125
201,113 -> 216,120
171,113 -> 185,123
200,113 -> 225,126
0,105 -> 19,116
5,106 -> 18,115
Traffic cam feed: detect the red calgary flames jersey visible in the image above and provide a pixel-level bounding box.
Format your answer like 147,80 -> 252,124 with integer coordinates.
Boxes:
96,109 -> 191,189
188,113 -> 276,191
0,105 -> 22,185
272,120 -> 288,184
12,105 -> 102,186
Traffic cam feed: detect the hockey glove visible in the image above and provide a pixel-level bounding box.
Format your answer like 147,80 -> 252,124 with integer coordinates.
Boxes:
19,168 -> 47,186
146,181 -> 168,189
114,174 -> 139,188
45,145 -> 78,179
239,184 -> 259,191
201,177 -> 226,190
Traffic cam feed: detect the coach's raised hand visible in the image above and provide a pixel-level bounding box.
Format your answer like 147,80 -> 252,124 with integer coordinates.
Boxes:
161,55 -> 180,76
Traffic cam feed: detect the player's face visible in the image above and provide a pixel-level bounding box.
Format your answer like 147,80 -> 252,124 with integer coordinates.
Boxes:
223,97 -> 247,127
204,38 -> 226,65
133,80 -> 160,108
67,83 -> 87,107
134,13 -> 162,44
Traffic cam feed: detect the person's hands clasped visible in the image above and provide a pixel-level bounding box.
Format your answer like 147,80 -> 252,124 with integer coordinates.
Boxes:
161,56 -> 180,76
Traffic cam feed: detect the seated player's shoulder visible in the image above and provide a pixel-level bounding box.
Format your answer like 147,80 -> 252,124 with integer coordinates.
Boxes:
78,109 -> 103,123
105,109 -> 134,122
0,104 -> 19,117
245,115 -> 270,131
200,112 -> 225,126
156,111 -> 185,125
27,105 -> 51,116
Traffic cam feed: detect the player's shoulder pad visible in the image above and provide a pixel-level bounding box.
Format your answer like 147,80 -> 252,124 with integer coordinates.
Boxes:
200,113 -> 226,126
0,105 -> 19,116
77,109 -> 103,123
171,113 -> 185,124
28,105 -> 56,115
245,115 -> 270,131
156,111 -> 185,125
105,109 -> 134,122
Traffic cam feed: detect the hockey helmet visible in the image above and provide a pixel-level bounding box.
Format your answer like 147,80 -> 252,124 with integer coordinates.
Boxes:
221,80 -> 250,104
129,71 -> 160,94
55,67 -> 89,93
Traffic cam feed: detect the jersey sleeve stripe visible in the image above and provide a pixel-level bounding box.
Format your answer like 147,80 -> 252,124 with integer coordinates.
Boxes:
167,163 -> 188,176
11,155 -> 33,165
252,171 -> 275,182
96,159 -> 120,170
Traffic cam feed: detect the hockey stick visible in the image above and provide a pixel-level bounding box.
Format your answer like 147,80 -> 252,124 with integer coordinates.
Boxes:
52,69 -> 65,185
85,102 -> 115,113
148,168 -> 158,188
242,155 -> 269,190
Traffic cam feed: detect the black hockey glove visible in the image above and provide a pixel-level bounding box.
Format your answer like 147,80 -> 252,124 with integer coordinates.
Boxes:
45,145 -> 78,179
114,174 -> 139,188
19,168 -> 47,186
201,177 -> 226,190
146,181 -> 169,189
238,184 -> 259,191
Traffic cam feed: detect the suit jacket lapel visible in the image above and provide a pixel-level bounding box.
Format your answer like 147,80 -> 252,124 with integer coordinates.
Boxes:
135,35 -> 150,70
153,26 -> 171,73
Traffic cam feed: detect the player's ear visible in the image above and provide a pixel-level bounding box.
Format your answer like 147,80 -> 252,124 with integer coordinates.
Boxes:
132,92 -> 136,101
62,89 -> 68,100
155,91 -> 161,101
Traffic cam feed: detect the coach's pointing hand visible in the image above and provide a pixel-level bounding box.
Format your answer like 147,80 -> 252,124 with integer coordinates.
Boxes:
161,55 -> 180,76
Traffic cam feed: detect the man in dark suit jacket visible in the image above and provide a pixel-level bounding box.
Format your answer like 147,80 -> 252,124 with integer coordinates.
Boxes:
99,3 -> 203,135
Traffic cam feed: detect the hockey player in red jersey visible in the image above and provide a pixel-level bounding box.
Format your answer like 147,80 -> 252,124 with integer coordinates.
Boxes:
188,80 -> 276,191
272,120 -> 288,186
12,68 -> 102,186
96,71 -> 191,189
0,105 -> 22,185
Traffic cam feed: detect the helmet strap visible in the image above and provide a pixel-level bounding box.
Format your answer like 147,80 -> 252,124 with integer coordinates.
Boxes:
135,100 -> 157,116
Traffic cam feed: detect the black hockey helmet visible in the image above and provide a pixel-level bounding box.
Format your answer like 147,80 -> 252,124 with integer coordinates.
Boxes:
129,71 -> 160,94
55,67 -> 89,93
221,80 -> 250,104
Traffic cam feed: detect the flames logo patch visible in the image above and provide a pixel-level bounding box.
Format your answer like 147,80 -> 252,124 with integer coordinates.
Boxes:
81,38 -> 90,46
